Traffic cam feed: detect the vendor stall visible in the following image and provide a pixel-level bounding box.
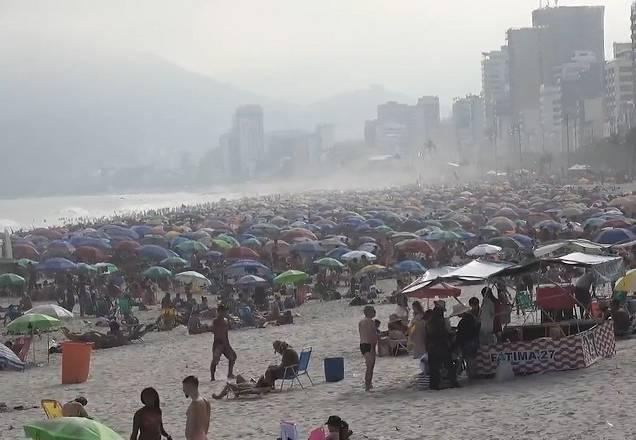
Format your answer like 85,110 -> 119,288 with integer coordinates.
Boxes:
474,320 -> 615,376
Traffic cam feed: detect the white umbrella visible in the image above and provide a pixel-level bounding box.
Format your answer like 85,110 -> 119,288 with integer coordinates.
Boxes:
175,271 -> 211,287
25,304 -> 73,320
466,244 -> 502,257
341,250 -> 377,261
0,343 -> 25,371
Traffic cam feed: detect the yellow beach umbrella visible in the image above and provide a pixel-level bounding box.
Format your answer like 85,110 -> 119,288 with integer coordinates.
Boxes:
615,269 -> 636,292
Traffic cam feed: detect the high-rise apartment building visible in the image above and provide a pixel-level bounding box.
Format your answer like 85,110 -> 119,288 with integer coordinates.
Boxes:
481,46 -> 511,149
605,42 -> 634,135
532,6 -> 605,87
221,105 -> 265,179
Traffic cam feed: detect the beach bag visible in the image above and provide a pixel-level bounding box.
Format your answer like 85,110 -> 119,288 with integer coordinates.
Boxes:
495,357 -> 514,382
307,427 -> 326,440
280,420 -> 298,440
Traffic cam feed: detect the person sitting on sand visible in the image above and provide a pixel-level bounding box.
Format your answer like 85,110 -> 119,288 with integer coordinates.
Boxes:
62,397 -> 90,418
188,312 -> 214,335
256,340 -> 299,389
212,374 -> 271,399
131,387 -> 172,440
325,415 -> 353,440
161,292 -> 173,310
610,300 -> 632,336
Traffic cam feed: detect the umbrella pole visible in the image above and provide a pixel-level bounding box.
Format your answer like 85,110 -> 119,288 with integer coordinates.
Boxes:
47,334 -> 50,364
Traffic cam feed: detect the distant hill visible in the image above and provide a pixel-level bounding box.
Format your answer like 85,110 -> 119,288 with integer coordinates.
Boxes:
0,44 -> 413,196
305,85 -> 413,140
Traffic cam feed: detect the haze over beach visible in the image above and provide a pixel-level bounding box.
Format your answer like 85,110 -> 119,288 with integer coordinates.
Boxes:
5,1 -> 636,440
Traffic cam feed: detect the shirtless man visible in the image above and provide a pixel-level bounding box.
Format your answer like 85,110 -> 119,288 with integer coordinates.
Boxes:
358,305 -> 378,391
210,304 -> 236,381
183,376 -> 211,440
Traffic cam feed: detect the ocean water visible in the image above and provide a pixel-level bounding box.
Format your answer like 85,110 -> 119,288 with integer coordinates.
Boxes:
0,189 -> 245,229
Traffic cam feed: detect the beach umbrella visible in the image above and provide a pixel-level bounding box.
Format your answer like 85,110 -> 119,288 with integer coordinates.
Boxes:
425,230 -> 461,241
100,225 -> 139,241
175,271 -> 211,287
314,257 -> 345,269
142,266 -> 173,280
204,251 -> 224,262
393,260 -> 426,274
7,313 -> 60,334
510,234 -> 534,249
274,270 -> 310,285
0,273 -> 25,288
237,274 -> 268,286
16,258 -> 38,268
241,237 -> 262,249
341,250 -> 377,261
93,262 -> 119,275
141,235 -> 169,247
138,245 -> 172,261
466,244 -> 502,257
69,237 -> 111,251
356,264 -> 386,277
291,241 -> 323,254
0,343 -> 25,371
37,258 -> 77,273
488,236 -> 523,249
325,247 -> 352,259
24,417 -> 123,440
225,260 -> 272,277
13,244 -> 40,260
130,225 -> 154,237
32,228 -> 63,240
226,246 -> 260,259
74,246 -> 107,263
487,216 -> 516,233
595,228 -> 636,245
160,256 -> 189,269
395,239 -> 435,255
77,263 -> 99,275
389,232 -> 420,242
113,240 -> 140,252
175,240 -> 209,256
535,219 -> 561,232
357,242 -> 379,253
615,269 -> 636,292
280,228 -> 318,242
25,304 -> 73,320
216,234 -> 240,248
210,238 -> 233,251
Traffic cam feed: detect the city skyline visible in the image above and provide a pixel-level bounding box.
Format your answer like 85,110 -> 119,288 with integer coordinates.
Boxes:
1,0 -> 630,107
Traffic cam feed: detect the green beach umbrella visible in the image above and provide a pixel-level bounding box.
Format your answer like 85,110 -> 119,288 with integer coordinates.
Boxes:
216,234 -> 240,248
24,417 -> 124,440
7,313 -> 60,334
175,240 -> 208,255
142,266 -> 173,280
314,257 -> 345,269
210,238 -> 233,251
17,258 -> 38,268
0,273 -> 26,288
93,262 -> 119,274
76,263 -> 98,274
274,270 -> 310,285
160,256 -> 189,268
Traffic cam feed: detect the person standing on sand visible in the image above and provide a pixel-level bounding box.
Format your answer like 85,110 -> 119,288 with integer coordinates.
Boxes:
358,305 -> 378,391
130,387 -> 172,440
210,304 -> 236,381
183,376 -> 211,440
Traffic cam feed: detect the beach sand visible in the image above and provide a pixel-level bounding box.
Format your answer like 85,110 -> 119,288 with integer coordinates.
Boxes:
2,281 -> 636,440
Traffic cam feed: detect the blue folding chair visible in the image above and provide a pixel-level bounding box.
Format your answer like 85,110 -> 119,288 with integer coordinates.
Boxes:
280,347 -> 314,390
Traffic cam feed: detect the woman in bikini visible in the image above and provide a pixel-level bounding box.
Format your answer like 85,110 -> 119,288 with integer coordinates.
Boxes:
130,387 -> 172,440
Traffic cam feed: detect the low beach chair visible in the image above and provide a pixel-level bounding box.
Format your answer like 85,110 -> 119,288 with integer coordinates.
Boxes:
16,336 -> 32,363
280,347 -> 314,390
41,399 -> 63,419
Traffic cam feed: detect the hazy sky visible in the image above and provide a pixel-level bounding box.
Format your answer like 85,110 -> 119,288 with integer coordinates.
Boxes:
1,0 -> 631,105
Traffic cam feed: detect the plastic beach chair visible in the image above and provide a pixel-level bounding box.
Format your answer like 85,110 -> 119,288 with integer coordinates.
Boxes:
280,347 -> 314,390
41,400 -> 63,419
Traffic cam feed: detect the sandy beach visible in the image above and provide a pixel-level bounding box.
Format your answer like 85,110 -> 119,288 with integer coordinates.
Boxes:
2,279 -> 636,440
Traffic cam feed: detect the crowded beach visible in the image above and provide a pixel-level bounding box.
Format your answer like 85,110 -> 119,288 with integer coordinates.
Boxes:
3,181 -> 636,439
